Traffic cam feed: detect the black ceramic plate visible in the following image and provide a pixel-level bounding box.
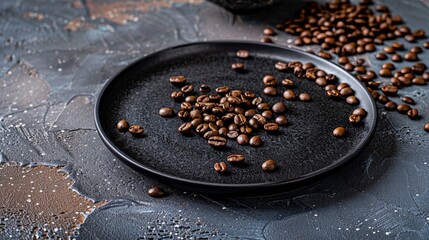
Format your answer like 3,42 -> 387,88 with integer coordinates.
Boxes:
95,41 -> 377,194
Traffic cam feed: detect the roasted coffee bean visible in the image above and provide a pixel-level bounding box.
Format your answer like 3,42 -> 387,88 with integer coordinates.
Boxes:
233,114 -> 247,125
401,96 -> 415,104
410,46 -> 423,54
353,108 -> 367,118
349,114 -> 361,125
199,84 -> 210,93
282,79 -> 295,87
342,43 -> 356,55
390,77 -> 401,87
261,159 -> 277,172
227,154 -> 245,164
261,110 -> 273,120
424,42 -> 429,49
299,92 -> 311,101
376,52 -> 387,60
178,122 -> 192,134
253,114 -> 267,125
215,86 -> 230,95
210,122 -> 220,130
171,91 -> 184,101
305,68 -> 318,80
379,68 -> 392,77
407,108 -> 419,119
423,72 -> 429,81
397,104 -> 411,114
412,63 -> 427,74
208,136 -> 227,148
236,50 -> 250,59
264,123 -> 279,132
272,102 -> 287,113
251,97 -> 263,106
326,89 -> 340,98
337,83 -> 349,91
344,63 -> 354,71
129,125 -> 144,135
148,186 -> 165,198
412,77 -> 426,85
245,109 -> 256,118
263,86 -> 277,96
248,118 -> 259,129
185,95 -> 197,103
228,123 -> 239,132
382,63 -> 395,70
333,127 -> 346,138
346,96 -> 359,105
405,34 -> 415,42
283,89 -> 296,100
261,37 -> 273,43
180,102 -> 193,111
117,119 -> 129,132
203,114 -> 217,123
383,46 -> 395,54
340,87 -> 354,96
257,103 -> 271,111
227,130 -> 239,139
318,51 -> 332,59
234,107 -> 244,114
384,101 -> 397,111
325,84 -> 336,91
365,44 -> 376,52
218,127 -> 228,136
338,56 -> 349,65
181,84 -> 194,95
275,115 -> 288,126
240,125 -> 252,135
236,134 -> 249,145
159,107 -> 175,118
275,62 -> 288,71
263,75 -> 277,86
214,162 -> 227,173
404,52 -> 418,61
231,62 -> 244,71
204,130 -> 219,140
244,91 -> 256,99
354,66 -> 366,74
196,123 -> 209,134
392,54 -> 402,62
378,95 -> 389,104
249,136 -> 263,147
371,90 -> 381,99
424,122 -> 429,132
191,118 -> 203,128
263,27 -> 275,36
315,77 -> 327,86
391,42 -> 404,50
169,75 -> 186,86
381,85 -> 398,95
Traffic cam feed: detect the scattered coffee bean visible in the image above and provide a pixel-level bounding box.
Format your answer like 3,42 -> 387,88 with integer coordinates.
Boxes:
261,37 -> 273,43
263,86 -> 277,96
263,27 -> 275,36
326,89 -> 340,99
299,92 -> 311,101
401,96 -> 415,104
378,94 -> 389,104
263,75 -> 277,86
262,110 -> 273,119
397,104 -> 411,114
383,46 -> 395,54
423,42 -> 429,49
412,77 -> 426,85
375,52 -> 387,60
405,34 -> 415,42
178,122 -> 192,133
404,52 -> 418,61
214,162 -> 227,173
346,96 -> 359,105
237,134 -> 249,145
381,85 -> 398,95
333,127 -> 346,138
249,136 -> 262,147
227,131 -> 239,139
169,75 -> 187,87
283,89 -> 296,100
148,186 -> 165,198
353,108 -> 367,118
129,125 -> 144,135
274,115 -> 288,126
281,79 -> 295,87
391,42 -> 404,50
272,102 -> 287,113
349,114 -> 361,125
227,154 -> 245,164
340,87 -> 354,96
208,136 -> 227,148
382,63 -> 395,70
379,68 -> 392,77
392,54 -> 402,62
407,108 -> 419,119
171,91 -> 184,101
231,63 -> 244,71
261,159 -> 277,172
318,51 -> 332,59
384,101 -> 397,111
264,123 -> 279,132
236,50 -> 249,59
410,46 -> 422,54
117,119 -> 129,132
338,56 -> 349,65
424,122 -> 429,132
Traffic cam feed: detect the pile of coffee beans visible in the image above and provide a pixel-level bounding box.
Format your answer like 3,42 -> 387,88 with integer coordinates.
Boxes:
261,0 -> 429,132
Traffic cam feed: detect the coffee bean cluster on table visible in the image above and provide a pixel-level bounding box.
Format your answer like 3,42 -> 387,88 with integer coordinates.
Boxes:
156,50 -> 367,174
260,0 -> 429,132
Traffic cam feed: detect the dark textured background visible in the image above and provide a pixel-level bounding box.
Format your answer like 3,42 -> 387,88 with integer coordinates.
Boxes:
0,0 -> 429,239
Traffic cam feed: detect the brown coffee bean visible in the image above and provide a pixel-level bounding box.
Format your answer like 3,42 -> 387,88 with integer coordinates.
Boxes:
340,87 -> 354,96
245,109 -> 256,118
129,125 -> 144,135
349,114 -> 361,125
391,42 -> 404,50
171,91 -> 184,101
378,95 -> 389,104
257,103 -> 271,111
344,63 -> 354,71
384,101 -> 397,111
353,108 -> 367,118
169,75 -> 186,86
382,63 -> 395,70
262,110 -> 273,120
392,54 -> 402,62
325,84 -> 336,91
381,85 -> 398,95
410,46 -> 423,54
272,102 -> 287,113
274,115 -> 288,126
208,136 -> 227,148
148,186 -> 165,198
213,161 -> 227,173
249,136 -> 262,147
326,89 -> 340,99
233,114 -> 246,126
237,134 -> 249,145
365,44 -> 376,52
263,86 -> 277,96
333,127 -> 346,138
218,127 -> 228,136
346,96 -> 359,105
178,122 -> 192,134
227,154 -> 245,164
424,122 -> 429,132
261,159 -> 277,172
275,62 -> 288,71
407,108 -> 418,119
231,63 -> 244,71
375,52 -> 387,60
180,102 -> 193,111
383,46 -> 395,54
413,29 -> 426,38
371,90 -> 381,99
404,52 -> 418,61
261,37 -> 273,43
281,79 -> 295,87
315,77 -> 327,86
401,96 -> 415,104
185,95 -> 197,103
342,43 -> 356,55
181,84 -> 194,95
216,86 -> 230,94
191,118 -> 203,128
227,130 -> 239,139
338,56 -> 349,65
263,27 -> 275,36
264,123 -> 279,132
240,125 -> 252,135
263,75 -> 277,86
196,123 -> 209,134
412,77 -> 426,85
236,50 -> 249,59
318,51 -> 332,59
299,92 -> 311,101
117,119 -> 129,132
159,107 -> 175,118
379,68 -> 392,77
283,89 -> 296,100
397,104 -> 411,114
423,72 -> 429,81
424,42 -> 429,49
405,35 -> 415,42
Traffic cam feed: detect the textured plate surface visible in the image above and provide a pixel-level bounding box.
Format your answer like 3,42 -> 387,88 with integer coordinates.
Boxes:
95,41 -> 377,193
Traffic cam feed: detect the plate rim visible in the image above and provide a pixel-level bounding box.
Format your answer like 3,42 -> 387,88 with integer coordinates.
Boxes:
94,40 -> 378,191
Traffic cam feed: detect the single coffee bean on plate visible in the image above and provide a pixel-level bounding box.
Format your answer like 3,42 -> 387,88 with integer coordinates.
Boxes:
348,114 -> 361,125
117,119 -> 129,132
261,159 -> 277,172
318,51 -> 332,59
379,68 -> 392,77
249,136 -> 262,147
240,125 -> 252,135
299,92 -> 311,101
378,95 -> 389,104
227,154 -> 245,164
263,86 -> 277,96
382,62 -> 395,70
384,101 -> 397,111
171,91 -> 184,101
148,186 -> 165,198
129,125 -> 144,135
405,34 -> 416,42
214,162 -> 227,173
181,84 -> 194,95
404,52 -> 418,61
236,134 -> 249,145
326,89 -> 340,99
169,75 -> 187,87
236,50 -> 249,59
275,62 -> 288,71
346,96 -> 359,105
315,77 -> 327,86
401,96 -> 415,104
340,87 -> 354,96
208,136 -> 227,148
397,104 -> 411,114
375,52 -> 387,60
159,107 -> 175,118
383,46 -> 395,54
407,108 -> 419,119
333,127 -> 346,138
353,108 -> 367,118
392,54 -> 402,62
338,56 -> 349,65
275,115 -> 288,125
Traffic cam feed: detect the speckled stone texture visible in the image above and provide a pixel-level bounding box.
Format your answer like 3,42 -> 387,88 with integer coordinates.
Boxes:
1,0 -> 429,239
